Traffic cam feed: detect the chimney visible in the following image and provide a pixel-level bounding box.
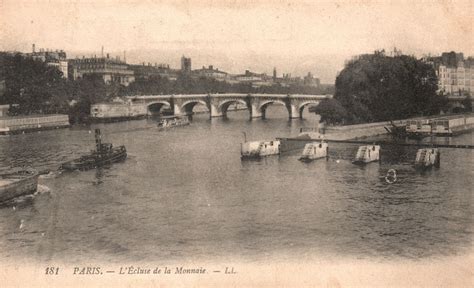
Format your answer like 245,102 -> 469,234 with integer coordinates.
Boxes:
209,65 -> 213,70
32,44 -> 36,53
101,46 -> 104,57
107,53 -> 109,59
123,50 -> 126,63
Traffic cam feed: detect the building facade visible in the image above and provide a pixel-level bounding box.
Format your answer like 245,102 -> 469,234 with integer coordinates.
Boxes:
181,56 -> 192,73
192,65 -> 228,81
428,52 -> 474,96
303,72 -> 321,87
68,54 -> 135,86
129,63 -> 178,80
25,44 -> 68,78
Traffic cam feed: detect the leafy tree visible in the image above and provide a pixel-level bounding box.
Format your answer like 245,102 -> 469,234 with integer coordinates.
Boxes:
334,52 -> 444,123
309,98 -> 348,124
2,53 -> 64,114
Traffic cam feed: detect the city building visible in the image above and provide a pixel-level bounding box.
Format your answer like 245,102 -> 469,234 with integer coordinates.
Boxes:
68,54 -> 135,86
426,52 -> 474,96
24,44 -> 68,78
303,72 -> 321,87
129,63 -> 178,80
192,65 -> 228,81
181,56 -> 192,73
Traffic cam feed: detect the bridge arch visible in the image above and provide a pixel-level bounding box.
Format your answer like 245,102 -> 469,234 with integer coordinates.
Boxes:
258,100 -> 290,119
298,101 -> 321,119
217,99 -> 248,117
180,100 -> 209,115
147,101 -> 172,116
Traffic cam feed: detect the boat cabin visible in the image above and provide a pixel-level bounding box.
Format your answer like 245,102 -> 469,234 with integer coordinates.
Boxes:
414,148 -> 440,169
299,141 -> 328,161
241,140 -> 280,158
430,118 -> 452,136
158,115 -> 189,128
406,120 -> 432,135
352,145 -> 380,164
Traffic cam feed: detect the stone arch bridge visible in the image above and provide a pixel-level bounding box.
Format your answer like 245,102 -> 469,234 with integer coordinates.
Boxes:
125,93 -> 332,119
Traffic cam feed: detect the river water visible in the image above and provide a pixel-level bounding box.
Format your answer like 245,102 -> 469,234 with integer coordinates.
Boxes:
0,107 -> 473,264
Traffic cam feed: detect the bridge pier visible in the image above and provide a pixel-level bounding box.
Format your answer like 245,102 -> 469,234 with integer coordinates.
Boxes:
289,104 -> 302,119
173,104 -> 183,117
251,104 -> 263,119
127,94 -> 331,120
209,104 -> 223,118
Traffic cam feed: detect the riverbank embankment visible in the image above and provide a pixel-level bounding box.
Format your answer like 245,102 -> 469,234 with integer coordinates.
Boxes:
278,113 -> 474,152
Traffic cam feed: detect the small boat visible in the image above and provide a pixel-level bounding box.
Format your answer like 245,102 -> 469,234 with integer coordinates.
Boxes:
352,145 -> 380,165
241,140 -> 280,159
414,148 -> 440,169
0,169 -> 39,203
299,141 -> 328,162
157,116 -> 190,130
61,129 -> 127,171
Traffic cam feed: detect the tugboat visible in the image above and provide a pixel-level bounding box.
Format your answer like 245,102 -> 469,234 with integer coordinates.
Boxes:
61,129 -> 127,171
299,141 -> 328,162
352,145 -> 381,165
0,168 -> 39,203
157,116 -> 190,130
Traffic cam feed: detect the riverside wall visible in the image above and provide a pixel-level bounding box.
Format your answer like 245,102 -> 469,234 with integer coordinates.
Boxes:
278,113 -> 474,153
323,113 -> 474,140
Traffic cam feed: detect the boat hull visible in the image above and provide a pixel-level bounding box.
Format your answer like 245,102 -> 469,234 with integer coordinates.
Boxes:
0,170 -> 39,203
299,155 -> 327,162
61,146 -> 127,171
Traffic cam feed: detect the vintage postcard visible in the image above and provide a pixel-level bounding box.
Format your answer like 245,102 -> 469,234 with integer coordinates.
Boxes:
1,0 -> 473,287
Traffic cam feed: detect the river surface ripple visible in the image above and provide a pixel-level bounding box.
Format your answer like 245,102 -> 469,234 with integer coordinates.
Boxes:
0,108 -> 473,263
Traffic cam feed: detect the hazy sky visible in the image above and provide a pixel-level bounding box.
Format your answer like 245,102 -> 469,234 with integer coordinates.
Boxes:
1,0 -> 473,82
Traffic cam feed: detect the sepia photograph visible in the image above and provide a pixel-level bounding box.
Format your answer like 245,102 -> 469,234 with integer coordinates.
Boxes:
1,0 -> 473,287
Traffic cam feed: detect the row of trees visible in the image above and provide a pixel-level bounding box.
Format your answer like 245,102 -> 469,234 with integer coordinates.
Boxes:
0,52 -> 333,123
119,74 -> 334,96
1,53 -> 119,123
1,51 -> 471,125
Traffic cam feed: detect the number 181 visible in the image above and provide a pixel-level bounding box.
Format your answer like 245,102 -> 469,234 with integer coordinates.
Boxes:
45,267 -> 59,275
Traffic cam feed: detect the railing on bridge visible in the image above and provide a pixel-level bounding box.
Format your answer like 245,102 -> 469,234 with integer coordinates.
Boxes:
125,93 -> 333,119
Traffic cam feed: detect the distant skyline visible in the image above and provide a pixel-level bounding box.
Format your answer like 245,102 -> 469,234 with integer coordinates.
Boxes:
2,0 -> 473,82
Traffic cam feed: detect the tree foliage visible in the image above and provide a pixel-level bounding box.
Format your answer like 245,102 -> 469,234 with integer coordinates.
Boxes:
1,52 -> 334,123
309,98 -> 348,124
1,53 -> 66,114
120,74 -> 334,96
334,52 -> 444,123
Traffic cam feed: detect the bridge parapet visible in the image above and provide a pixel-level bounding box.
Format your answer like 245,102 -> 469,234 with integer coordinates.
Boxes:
125,93 -> 331,119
